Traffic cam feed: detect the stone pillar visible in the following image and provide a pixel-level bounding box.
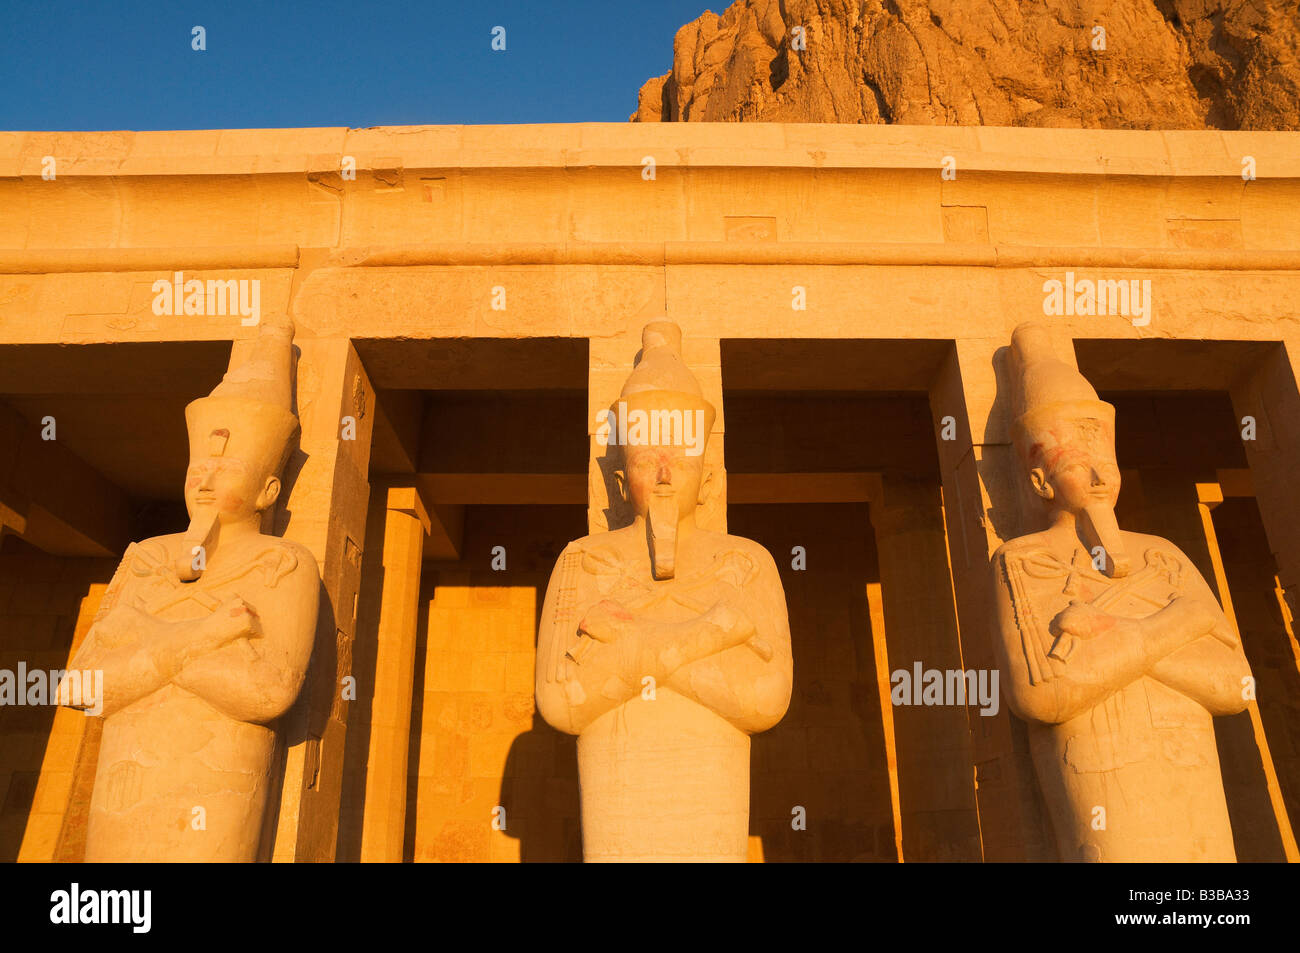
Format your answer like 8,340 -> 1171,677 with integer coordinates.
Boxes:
927,337 -> 1056,861
1195,483 -> 1300,862
16,580 -> 108,862
271,336 -> 375,862
359,485 -> 430,862
1123,469 -> 1296,861
1209,488 -> 1300,858
1231,343 -> 1300,621
869,475 -> 981,861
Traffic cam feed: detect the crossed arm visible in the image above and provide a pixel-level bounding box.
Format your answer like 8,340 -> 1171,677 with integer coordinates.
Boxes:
535,550 -> 793,736
991,550 -> 1251,726
65,561 -> 318,723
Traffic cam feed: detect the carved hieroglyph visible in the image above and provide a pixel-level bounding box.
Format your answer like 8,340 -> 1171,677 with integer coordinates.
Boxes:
989,323 -> 1253,862
60,319 -> 318,861
536,322 -> 793,862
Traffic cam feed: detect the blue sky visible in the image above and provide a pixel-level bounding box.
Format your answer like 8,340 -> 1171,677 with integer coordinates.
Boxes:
0,0 -> 712,130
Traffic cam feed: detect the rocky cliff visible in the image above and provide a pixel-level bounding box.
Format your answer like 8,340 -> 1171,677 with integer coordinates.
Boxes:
631,0 -> 1299,129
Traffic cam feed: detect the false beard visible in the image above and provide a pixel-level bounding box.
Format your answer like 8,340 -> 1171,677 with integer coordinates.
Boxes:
1079,501 -> 1131,578
174,507 -> 219,581
647,494 -> 678,580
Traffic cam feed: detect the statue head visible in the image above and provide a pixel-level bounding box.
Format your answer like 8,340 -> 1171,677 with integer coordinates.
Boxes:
610,322 -> 716,579
1011,323 -> 1129,576
177,319 -> 299,580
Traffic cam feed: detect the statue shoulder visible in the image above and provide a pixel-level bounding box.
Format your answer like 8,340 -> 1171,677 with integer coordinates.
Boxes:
267,535 -> 315,561
1120,532 -> 1202,577
559,533 -> 600,555
1120,530 -> 1182,557
989,533 -> 1059,593
713,532 -> 779,568
992,532 -> 1051,560
131,533 -> 184,558
553,533 -> 600,564
115,534 -> 184,575
553,527 -> 636,565
263,537 -> 321,583
702,532 -> 783,586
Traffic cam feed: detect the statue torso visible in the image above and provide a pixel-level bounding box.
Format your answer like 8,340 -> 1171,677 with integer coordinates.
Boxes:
558,526 -> 768,861
86,532 -> 303,862
999,530 -> 1234,861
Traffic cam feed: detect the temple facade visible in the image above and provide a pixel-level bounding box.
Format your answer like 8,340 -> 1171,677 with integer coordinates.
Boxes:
0,123 -> 1298,861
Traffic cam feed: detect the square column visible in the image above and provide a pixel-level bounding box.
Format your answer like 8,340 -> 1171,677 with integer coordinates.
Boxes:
928,336 -> 1059,861
869,475 -> 982,861
270,336 -> 375,862
358,486 -> 431,861
1232,343 -> 1300,621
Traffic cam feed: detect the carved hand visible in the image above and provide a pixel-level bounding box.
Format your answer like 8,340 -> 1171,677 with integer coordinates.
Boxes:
90,603 -> 143,649
1051,601 -> 1114,641
569,599 -> 633,665
191,595 -> 263,660
1053,595 -> 1217,644
577,599 -> 633,644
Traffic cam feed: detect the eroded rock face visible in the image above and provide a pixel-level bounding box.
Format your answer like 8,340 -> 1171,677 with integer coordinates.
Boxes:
631,0 -> 1299,129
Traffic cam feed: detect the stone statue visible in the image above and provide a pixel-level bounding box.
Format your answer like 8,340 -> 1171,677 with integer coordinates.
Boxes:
990,323 -> 1252,861
536,322 -> 793,862
60,319 -> 318,861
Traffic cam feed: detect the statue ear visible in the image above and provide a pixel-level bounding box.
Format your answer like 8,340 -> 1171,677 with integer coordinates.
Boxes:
697,467 -> 713,506
613,469 -> 628,503
258,475 -> 282,510
1029,467 -> 1053,501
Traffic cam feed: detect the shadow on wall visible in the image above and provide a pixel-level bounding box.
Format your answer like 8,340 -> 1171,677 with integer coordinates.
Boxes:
502,566 -> 581,862
498,712 -> 581,863
401,505 -> 585,862
492,576 -> 583,862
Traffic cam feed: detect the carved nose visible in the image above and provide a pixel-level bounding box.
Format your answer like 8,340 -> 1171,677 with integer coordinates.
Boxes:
655,465 -> 672,485
1090,468 -> 1105,486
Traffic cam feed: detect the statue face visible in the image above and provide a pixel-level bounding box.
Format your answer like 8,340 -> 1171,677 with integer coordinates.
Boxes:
1030,418 -> 1120,512
185,455 -> 278,524
622,442 -> 705,523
